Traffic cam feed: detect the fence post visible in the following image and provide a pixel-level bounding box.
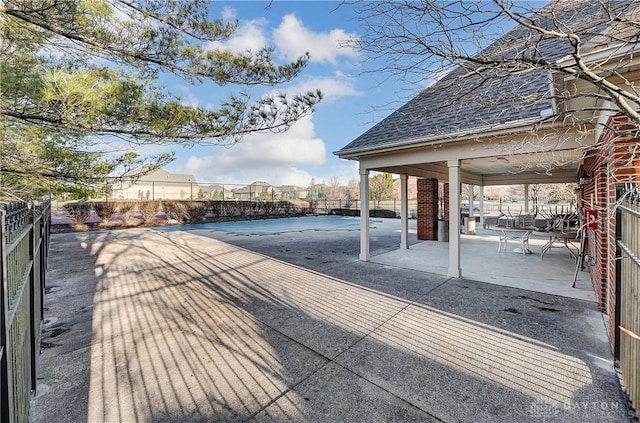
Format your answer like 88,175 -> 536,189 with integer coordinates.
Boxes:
29,206 -> 38,392
0,209 -> 15,423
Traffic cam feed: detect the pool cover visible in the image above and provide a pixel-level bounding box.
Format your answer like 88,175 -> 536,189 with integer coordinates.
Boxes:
155,215 -> 377,235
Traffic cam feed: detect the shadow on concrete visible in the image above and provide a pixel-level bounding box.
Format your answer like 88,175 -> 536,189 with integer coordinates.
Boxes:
32,225 -> 634,422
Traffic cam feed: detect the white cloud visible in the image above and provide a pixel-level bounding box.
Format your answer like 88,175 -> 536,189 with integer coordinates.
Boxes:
180,115 -> 326,186
288,73 -> 361,103
173,85 -> 200,107
273,14 -> 359,64
220,6 -> 237,21
208,17 -> 268,53
324,160 -> 360,185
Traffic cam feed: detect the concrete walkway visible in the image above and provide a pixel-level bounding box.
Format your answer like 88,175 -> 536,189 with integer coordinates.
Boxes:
33,225 -> 634,422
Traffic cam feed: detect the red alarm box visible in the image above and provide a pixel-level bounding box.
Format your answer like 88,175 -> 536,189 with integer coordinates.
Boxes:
585,210 -> 597,229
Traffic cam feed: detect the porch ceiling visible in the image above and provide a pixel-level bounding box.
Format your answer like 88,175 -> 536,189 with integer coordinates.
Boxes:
366,148 -> 583,186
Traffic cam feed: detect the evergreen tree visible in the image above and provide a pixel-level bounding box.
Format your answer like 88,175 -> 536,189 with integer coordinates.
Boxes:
1,0 -> 321,199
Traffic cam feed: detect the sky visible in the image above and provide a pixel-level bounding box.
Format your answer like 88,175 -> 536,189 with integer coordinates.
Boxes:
159,1 -> 415,188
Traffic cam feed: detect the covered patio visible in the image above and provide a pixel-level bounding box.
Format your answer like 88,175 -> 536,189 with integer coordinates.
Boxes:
331,0 -> 640,311
338,130 -> 587,280
370,225 -> 594,303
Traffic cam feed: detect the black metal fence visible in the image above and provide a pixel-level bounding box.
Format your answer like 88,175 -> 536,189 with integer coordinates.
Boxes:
1,200 -> 51,423
311,199 -> 575,218
615,185 -> 640,414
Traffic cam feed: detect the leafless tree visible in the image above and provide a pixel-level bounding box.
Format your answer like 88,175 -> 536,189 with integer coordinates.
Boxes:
325,176 -> 347,201
346,0 -> 640,173
346,179 -> 360,207
369,173 -> 394,208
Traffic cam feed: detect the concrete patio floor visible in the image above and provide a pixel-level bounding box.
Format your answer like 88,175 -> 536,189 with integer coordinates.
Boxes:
32,221 -> 634,422
370,226 -> 595,302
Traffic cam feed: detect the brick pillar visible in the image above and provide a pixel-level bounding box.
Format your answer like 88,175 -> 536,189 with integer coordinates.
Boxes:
443,183 -> 450,222
417,178 -> 438,240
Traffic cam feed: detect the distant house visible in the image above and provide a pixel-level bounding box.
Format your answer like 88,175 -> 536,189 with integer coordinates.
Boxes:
195,183 -> 233,200
277,185 -> 308,201
232,181 -> 280,201
111,168 -> 198,200
392,176 -> 417,200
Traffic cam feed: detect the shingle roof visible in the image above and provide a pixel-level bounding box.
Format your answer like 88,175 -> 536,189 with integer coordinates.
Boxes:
126,167 -> 197,183
233,181 -> 275,194
336,0 -> 638,156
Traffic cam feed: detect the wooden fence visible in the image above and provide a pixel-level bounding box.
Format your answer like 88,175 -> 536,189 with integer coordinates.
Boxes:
1,200 -> 51,423
615,186 -> 640,415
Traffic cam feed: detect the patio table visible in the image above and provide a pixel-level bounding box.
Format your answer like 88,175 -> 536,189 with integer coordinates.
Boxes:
534,230 -> 580,260
492,226 -> 534,255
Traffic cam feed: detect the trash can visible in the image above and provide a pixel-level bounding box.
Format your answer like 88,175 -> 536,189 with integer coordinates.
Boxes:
464,217 -> 476,235
438,220 -> 449,242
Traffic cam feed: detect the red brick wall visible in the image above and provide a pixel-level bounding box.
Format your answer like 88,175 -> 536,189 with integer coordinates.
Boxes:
443,183 -> 450,222
580,164 -> 608,311
579,115 -> 640,347
417,178 -> 439,240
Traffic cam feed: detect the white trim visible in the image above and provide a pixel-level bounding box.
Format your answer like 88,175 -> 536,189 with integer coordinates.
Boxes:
556,43 -> 639,68
335,118 -> 551,158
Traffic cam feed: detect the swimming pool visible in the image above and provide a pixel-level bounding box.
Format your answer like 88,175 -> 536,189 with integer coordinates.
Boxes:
155,215 -> 375,235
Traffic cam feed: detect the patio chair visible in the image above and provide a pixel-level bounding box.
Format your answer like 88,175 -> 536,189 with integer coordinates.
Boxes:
516,211 -> 536,229
504,210 -> 517,228
483,211 -> 504,228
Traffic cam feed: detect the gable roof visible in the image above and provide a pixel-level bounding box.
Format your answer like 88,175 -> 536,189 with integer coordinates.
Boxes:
336,0 -> 638,158
138,168 -> 196,184
232,181 -> 277,194
123,166 -> 197,184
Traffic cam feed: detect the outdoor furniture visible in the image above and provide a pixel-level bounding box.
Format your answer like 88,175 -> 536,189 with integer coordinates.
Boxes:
536,210 -> 580,232
497,215 -> 517,228
493,226 -> 533,255
516,211 -> 536,228
535,229 -> 580,260
533,214 -> 549,229
483,211 -> 504,228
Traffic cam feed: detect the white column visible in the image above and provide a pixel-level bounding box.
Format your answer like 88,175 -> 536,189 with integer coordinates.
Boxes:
524,184 -> 530,213
448,160 -> 462,277
400,174 -> 409,249
468,184 -> 474,217
479,186 -> 485,228
359,168 -> 370,261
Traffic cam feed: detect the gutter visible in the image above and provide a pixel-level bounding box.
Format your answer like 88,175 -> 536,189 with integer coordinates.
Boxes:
555,42 -> 639,70
334,116 -> 557,159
